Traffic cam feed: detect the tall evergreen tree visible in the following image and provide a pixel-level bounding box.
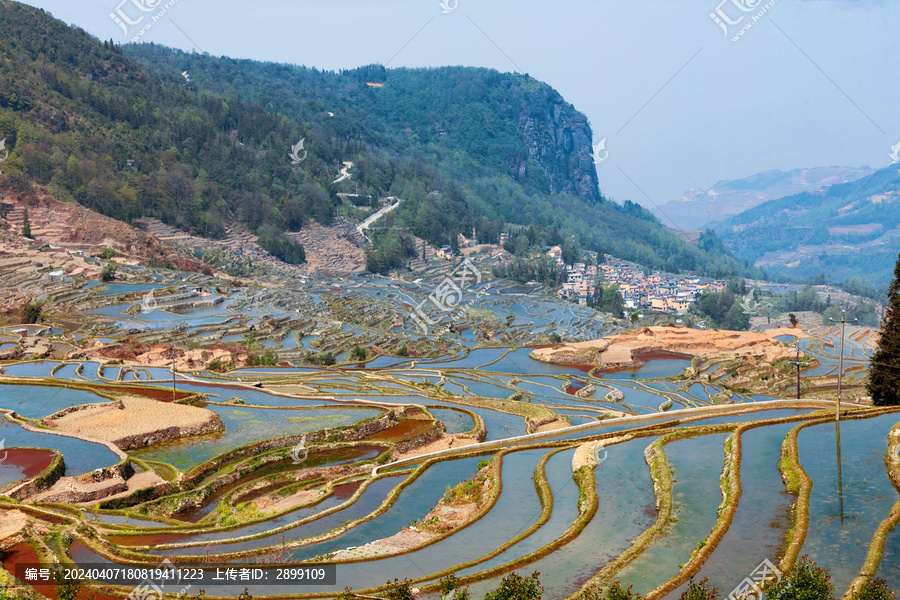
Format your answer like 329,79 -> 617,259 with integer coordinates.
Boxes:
21,207 -> 31,238
867,252 -> 900,406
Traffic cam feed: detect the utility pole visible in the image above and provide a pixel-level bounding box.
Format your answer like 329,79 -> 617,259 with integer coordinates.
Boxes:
171,344 -> 176,402
835,419 -> 844,525
787,343 -> 803,400
829,310 -> 857,422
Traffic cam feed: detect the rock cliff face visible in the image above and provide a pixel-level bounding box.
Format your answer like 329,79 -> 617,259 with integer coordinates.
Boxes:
517,93 -> 601,204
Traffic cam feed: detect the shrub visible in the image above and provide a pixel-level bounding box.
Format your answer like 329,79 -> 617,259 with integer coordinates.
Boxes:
54,571 -> 82,600
21,207 -> 31,238
440,574 -> 471,600
766,555 -> 833,600
247,349 -> 278,366
681,578 -> 718,600
576,582 -> 641,600
207,357 -> 230,372
23,301 -> 42,323
384,578 -> 415,600
607,582 -> 641,600
101,263 -> 117,282
483,571 -> 543,600
857,579 -> 896,600
305,351 -> 336,366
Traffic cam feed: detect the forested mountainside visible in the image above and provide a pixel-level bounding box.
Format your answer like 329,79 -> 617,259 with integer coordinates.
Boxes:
125,45 -> 744,275
0,1 -> 742,276
712,164 -> 900,285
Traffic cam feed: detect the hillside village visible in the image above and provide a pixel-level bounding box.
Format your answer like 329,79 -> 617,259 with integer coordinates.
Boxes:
557,255 -> 726,314
434,234 -> 727,316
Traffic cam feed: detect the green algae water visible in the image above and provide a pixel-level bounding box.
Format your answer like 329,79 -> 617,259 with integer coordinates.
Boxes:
665,421 -> 799,599
797,413 -> 900,596
455,448 -> 580,578
131,405 -> 381,469
464,435 -> 660,598
613,433 -> 729,596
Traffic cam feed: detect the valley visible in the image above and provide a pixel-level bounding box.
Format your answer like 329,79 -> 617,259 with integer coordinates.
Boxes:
0,2 -> 898,599
0,242 -> 895,599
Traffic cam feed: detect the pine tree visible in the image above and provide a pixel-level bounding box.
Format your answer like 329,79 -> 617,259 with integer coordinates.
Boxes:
867,251 -> 900,406
21,207 -> 31,238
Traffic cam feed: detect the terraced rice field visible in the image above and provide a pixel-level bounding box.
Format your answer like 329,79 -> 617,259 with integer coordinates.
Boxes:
0,268 -> 896,599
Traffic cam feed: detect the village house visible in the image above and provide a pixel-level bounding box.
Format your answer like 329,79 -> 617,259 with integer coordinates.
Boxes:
564,257 -> 725,315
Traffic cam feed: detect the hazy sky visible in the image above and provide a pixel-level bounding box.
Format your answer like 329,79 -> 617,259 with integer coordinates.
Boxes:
20,0 -> 900,226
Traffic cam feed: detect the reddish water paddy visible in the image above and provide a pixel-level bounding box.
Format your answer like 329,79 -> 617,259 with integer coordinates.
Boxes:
1,448 -> 57,478
565,381 -> 587,396
1,543 -> 120,600
366,419 -> 431,442
633,350 -> 692,361
79,383 -> 194,402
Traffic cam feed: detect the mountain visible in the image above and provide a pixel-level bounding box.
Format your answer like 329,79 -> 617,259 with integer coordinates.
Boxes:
124,46 -> 744,276
0,1 -> 742,278
657,166 -> 875,231
711,164 -> 900,285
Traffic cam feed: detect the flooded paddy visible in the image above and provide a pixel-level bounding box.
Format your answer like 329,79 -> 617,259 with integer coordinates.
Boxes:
0,383 -> 109,418
465,435 -> 661,598
665,421 -> 798,599
284,456 -> 482,564
2,268 -> 897,599
0,448 -> 57,488
144,476 -> 402,555
796,413 -> 899,595
131,405 -> 382,469
455,448 -> 580,578
0,418 -> 120,475
613,433 -> 730,595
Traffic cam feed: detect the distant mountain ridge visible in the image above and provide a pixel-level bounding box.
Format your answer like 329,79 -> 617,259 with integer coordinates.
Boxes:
711,164 -> 900,285
657,166 -> 875,231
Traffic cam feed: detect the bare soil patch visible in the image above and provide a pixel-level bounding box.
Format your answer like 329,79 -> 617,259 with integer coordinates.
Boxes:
533,326 -> 797,369
0,187 -> 206,272
0,509 -> 29,542
534,417 -> 569,432
47,396 -> 224,450
391,433 -> 478,462
82,341 -> 245,372
254,488 -> 320,514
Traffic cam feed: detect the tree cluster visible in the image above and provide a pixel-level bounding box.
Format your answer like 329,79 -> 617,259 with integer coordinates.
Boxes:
868,251 -> 900,406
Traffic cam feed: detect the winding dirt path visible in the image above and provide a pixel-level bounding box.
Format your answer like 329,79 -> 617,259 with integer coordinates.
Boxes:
333,161 -> 353,184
